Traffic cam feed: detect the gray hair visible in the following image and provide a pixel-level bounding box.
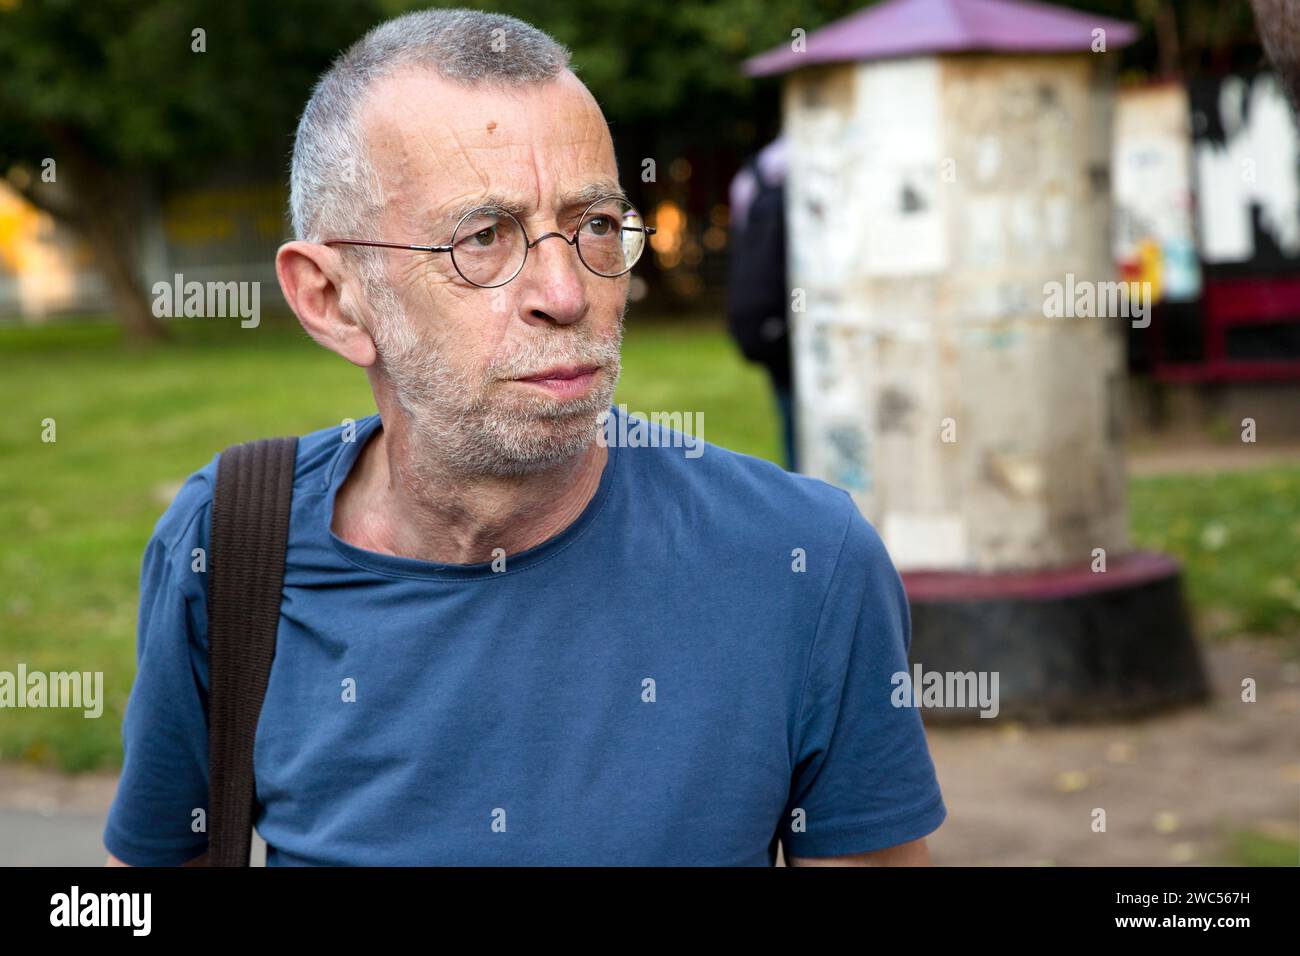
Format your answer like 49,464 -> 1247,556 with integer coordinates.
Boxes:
289,8 -> 572,246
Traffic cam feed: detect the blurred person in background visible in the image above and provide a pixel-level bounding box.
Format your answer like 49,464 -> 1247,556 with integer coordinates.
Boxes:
726,135 -> 797,471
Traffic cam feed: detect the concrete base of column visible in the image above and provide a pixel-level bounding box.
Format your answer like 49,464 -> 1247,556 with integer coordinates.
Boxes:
902,552 -> 1209,722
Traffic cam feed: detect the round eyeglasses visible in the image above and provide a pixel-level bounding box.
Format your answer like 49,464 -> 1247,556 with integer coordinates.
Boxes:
323,195 -> 656,289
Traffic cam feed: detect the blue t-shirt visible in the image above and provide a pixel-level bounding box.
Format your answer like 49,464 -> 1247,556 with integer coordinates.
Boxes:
104,405 -> 945,866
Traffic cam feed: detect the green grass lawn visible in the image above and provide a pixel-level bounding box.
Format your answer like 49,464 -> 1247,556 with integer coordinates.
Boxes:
1217,828 -> 1300,867
1130,468 -> 1300,639
0,314 -> 1296,771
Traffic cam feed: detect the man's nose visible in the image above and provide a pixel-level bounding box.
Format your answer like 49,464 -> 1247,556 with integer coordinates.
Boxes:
516,231 -> 589,326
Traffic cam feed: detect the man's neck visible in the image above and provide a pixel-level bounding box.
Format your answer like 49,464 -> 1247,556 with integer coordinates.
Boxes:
331,419 -> 608,565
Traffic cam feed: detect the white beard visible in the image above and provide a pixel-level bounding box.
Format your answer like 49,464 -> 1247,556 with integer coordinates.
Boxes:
367,282 -> 624,480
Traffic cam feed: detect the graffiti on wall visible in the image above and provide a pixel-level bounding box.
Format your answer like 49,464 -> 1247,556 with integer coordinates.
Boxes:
1113,84 -> 1201,302
1192,72 -> 1300,273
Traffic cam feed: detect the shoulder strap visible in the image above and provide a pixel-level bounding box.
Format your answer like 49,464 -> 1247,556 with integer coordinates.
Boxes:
206,436 -> 298,866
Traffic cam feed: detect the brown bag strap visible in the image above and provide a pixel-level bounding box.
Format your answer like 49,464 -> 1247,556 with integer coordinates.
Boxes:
206,436 -> 298,866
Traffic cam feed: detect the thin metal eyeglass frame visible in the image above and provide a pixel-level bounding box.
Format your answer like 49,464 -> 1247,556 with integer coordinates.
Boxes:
321,195 -> 657,289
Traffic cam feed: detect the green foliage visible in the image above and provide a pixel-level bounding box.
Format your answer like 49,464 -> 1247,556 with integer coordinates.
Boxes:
0,0 -> 1268,183
0,0 -> 383,182
0,0 -> 869,179
380,0 -> 865,156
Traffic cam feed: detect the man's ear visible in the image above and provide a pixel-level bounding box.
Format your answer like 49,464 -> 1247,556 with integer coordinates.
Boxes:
276,240 -> 378,368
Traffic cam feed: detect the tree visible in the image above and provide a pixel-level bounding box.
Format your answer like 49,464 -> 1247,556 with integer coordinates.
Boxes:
1,0 -> 1262,336
0,0 -> 381,340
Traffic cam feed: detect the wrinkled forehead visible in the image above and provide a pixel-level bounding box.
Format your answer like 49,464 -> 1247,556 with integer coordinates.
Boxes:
357,65 -> 620,229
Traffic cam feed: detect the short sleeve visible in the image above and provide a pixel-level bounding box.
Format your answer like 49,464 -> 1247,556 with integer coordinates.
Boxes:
103,466 -> 216,866
780,498 -> 947,858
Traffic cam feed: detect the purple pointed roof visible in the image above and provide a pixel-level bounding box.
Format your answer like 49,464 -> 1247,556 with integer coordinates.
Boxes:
743,0 -> 1138,77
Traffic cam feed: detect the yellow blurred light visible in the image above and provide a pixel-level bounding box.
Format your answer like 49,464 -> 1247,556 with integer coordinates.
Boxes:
650,200 -> 684,257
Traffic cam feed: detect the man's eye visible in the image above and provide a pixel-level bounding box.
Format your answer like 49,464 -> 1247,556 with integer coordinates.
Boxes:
471,226 -> 497,246
584,215 -> 613,236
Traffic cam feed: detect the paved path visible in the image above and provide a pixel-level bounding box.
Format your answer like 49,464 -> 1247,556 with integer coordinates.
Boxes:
924,637 -> 1300,865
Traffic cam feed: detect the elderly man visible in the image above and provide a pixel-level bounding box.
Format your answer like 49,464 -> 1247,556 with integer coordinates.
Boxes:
103,8 -> 945,867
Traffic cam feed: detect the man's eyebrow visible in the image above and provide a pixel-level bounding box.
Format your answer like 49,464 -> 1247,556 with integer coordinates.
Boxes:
439,194 -> 529,231
560,181 -> 629,209
436,181 -> 629,231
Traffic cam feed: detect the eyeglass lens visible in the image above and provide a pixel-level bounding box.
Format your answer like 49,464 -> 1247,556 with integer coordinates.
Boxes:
449,198 -> 647,288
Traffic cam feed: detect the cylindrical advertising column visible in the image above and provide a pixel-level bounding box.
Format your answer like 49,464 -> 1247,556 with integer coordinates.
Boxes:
747,0 -> 1206,721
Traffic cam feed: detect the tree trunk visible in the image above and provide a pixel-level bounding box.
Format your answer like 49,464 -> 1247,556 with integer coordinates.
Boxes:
79,202 -> 166,343
40,129 -> 167,342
